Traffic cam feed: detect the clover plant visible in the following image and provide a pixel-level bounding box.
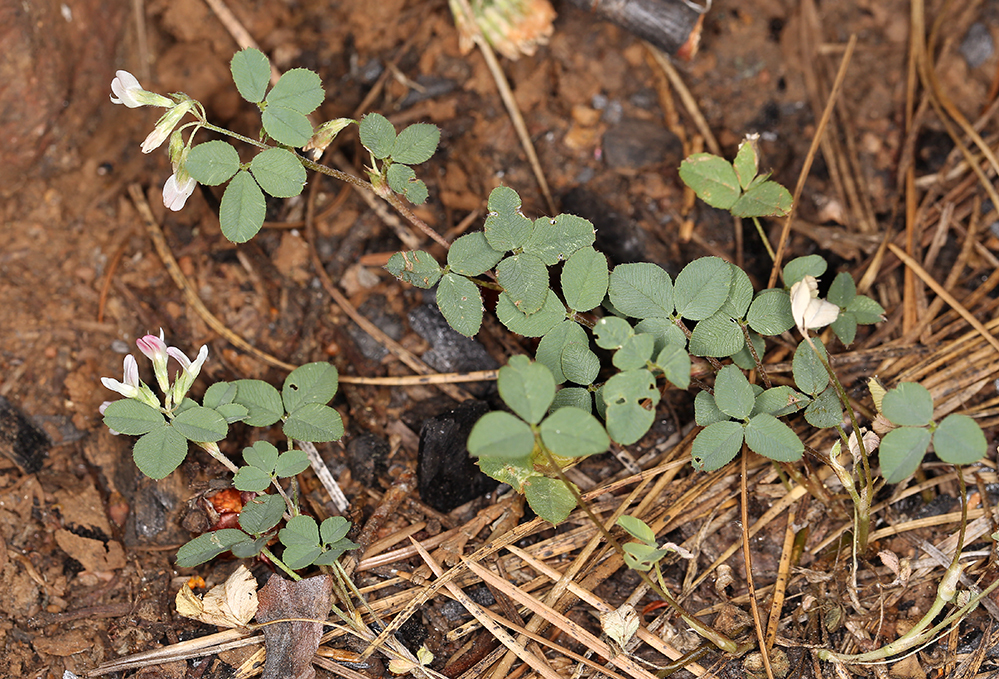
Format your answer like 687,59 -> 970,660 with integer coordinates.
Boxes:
107,47 -> 989,556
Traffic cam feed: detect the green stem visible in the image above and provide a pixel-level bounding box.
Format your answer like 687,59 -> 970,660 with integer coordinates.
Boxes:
803,335 -> 872,550
261,546 -> 301,581
750,216 -> 777,262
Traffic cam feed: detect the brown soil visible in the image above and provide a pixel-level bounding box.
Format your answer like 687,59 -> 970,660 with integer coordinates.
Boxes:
2,0 -> 998,678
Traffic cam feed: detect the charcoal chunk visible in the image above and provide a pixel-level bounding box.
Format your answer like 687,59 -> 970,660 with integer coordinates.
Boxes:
0,396 -> 50,473
417,400 -> 497,512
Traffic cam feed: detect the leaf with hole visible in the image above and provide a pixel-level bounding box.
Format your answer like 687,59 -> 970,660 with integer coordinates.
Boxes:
467,411 -> 535,459
561,246 -> 608,312
436,273 -> 483,337
678,154 -> 740,209
673,256 -> 733,321
603,369 -> 659,445
283,362 -> 339,413
608,263 -> 673,318
483,186 -> 532,252
386,163 -> 428,204
220,170 -> 266,243
523,214 -> 595,265
691,420 -> 744,471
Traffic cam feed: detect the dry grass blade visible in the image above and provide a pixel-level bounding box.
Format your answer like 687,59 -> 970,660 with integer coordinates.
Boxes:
86,629 -> 259,676
887,243 -> 999,357
412,539 -> 564,679
464,558 -> 660,679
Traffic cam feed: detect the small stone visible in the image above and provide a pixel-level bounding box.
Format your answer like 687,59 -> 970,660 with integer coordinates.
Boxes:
601,118 -> 681,171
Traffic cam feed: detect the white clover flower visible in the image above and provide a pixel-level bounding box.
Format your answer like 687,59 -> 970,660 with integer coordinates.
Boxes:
163,173 -> 197,212
790,275 -> 840,336
110,70 -> 173,108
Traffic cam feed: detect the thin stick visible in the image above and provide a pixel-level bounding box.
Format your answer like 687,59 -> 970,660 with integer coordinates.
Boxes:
767,35 -> 857,289
741,450 -> 774,679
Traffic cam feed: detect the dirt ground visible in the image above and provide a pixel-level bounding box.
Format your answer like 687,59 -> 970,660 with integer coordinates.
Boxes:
2,0 -> 999,677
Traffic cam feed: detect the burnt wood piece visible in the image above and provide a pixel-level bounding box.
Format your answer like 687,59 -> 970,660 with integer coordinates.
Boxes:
564,0 -> 706,58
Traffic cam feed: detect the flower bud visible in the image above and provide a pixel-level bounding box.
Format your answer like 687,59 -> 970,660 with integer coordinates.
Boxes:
168,344 -> 209,404
141,100 -> 194,154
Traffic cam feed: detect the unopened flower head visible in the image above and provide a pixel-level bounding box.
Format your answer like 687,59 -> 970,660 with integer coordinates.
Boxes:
137,331 -> 171,393
110,70 -> 173,109
141,100 -> 194,154
168,344 -> 209,404
790,275 -> 839,336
